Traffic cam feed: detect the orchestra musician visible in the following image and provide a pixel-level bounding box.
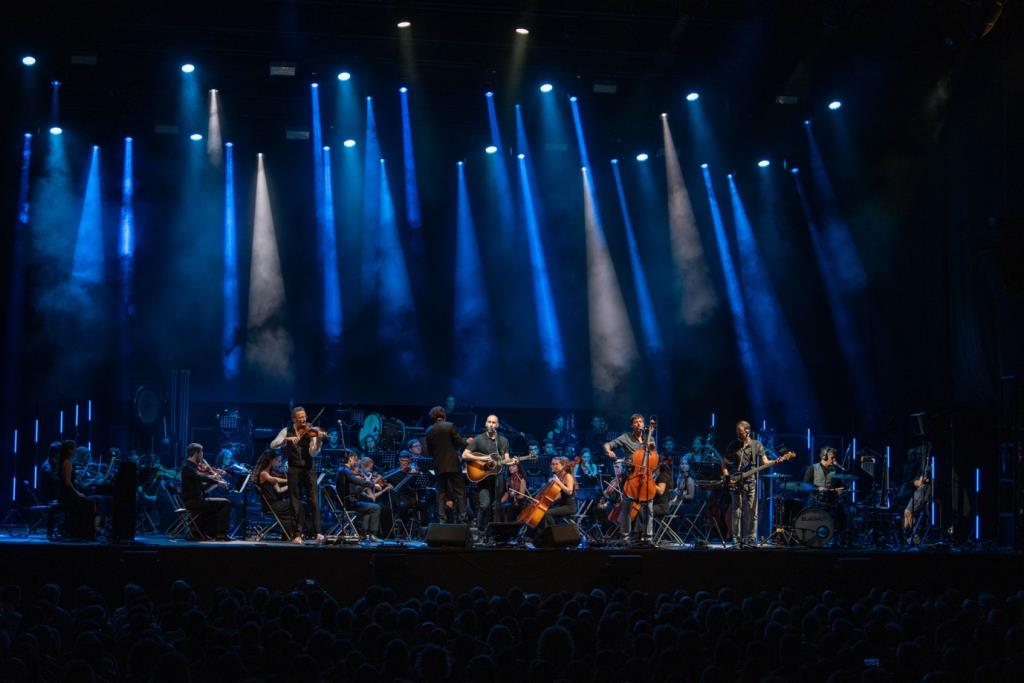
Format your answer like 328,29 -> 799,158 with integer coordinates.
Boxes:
573,448 -> 600,478
903,446 -> 932,542
58,439 -> 96,540
804,447 -> 838,491
337,450 -> 381,541
722,421 -> 769,547
180,443 -> 231,541
270,406 -> 324,543
423,406 -> 469,524
676,459 -> 697,509
537,456 -> 577,530
500,459 -> 529,522
462,414 -> 515,535
652,462 -> 675,518
253,449 -> 302,543
603,414 -> 653,543
394,450 -> 429,528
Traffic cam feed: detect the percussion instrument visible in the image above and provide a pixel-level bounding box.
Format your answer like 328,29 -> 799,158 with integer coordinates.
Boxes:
794,506 -> 835,548
359,413 -> 406,451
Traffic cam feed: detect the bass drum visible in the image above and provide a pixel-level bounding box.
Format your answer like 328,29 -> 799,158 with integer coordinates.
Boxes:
359,414 -> 407,451
794,506 -> 835,548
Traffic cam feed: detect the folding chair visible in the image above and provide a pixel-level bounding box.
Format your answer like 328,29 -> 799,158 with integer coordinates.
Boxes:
252,485 -> 292,541
653,492 -> 686,546
164,486 -> 208,541
322,485 -> 360,540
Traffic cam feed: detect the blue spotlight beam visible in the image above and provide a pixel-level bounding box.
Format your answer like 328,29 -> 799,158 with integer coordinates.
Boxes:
3,134 -> 32,416
361,97 -> 382,299
453,163 -> 495,393
72,147 -> 105,286
568,97 -> 591,170
515,107 -> 565,371
485,93 -> 515,235
610,160 -> 663,355
728,175 -> 816,426
118,137 -> 135,396
376,160 -> 422,371
399,87 -> 421,230
222,143 -> 240,380
321,146 -> 343,358
793,171 -> 875,414
702,166 -> 765,417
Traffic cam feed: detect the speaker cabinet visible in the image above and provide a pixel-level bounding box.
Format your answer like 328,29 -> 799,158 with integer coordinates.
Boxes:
535,524 -> 580,548
425,523 -> 471,548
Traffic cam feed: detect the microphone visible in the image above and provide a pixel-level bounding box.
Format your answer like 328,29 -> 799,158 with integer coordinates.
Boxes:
833,462 -> 845,471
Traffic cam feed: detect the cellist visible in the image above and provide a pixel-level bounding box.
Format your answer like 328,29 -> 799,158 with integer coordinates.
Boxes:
603,414 -> 653,543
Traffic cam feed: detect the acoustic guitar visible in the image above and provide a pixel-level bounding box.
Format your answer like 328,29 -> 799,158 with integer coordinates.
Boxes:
466,452 -> 539,483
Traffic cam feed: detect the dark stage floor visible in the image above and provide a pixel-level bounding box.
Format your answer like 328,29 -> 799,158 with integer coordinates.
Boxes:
1,534 -> 1019,603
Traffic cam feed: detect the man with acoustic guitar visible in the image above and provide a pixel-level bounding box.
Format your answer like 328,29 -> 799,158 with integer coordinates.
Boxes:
722,420 -> 770,547
462,414 -> 517,538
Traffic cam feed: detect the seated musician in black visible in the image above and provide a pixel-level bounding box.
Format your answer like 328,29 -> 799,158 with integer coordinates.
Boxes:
336,451 -> 381,542
394,451 -> 429,528
539,456 -> 577,530
253,449 -> 301,544
58,440 -> 96,540
652,462 -> 675,517
180,443 -> 231,540
676,459 -> 698,514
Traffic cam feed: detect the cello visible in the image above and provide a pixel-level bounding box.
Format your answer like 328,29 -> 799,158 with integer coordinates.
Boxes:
516,456 -> 581,529
621,417 -> 658,520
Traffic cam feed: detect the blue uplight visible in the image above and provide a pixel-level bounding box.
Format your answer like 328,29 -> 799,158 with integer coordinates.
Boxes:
635,153 -> 649,162
337,71 -> 351,81
539,83 -> 553,93
828,100 -> 842,110
686,92 -> 700,102
190,133 -> 203,141
22,56 -> 36,66
758,159 -> 770,168
485,145 -> 497,154
181,63 -> 195,74
343,139 -> 356,148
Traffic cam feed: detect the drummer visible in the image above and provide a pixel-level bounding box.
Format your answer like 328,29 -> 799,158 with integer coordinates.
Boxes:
803,447 -> 840,491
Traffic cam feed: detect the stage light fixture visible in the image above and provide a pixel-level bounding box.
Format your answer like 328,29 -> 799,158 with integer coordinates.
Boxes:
610,158 -> 618,165
660,112 -> 668,118
343,139 -> 356,148
190,133 -> 203,141
22,56 -> 36,66
485,145 -> 497,154
804,119 -> 811,126
397,20 -> 411,28
311,82 -> 318,89
485,91 -> 493,97
539,83 -> 553,93
517,153 -> 525,159
686,92 -> 700,101
399,86 -> 407,93
516,27 -> 529,35
758,159 -> 770,168
700,163 -> 708,169
181,63 -> 195,74
828,100 -> 842,110
635,153 -> 649,162
337,71 -> 351,81
791,167 -> 800,174
569,96 -> 577,102
49,126 -> 62,135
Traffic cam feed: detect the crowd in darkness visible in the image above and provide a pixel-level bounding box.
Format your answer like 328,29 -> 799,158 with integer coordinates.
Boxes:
0,579 -> 1022,682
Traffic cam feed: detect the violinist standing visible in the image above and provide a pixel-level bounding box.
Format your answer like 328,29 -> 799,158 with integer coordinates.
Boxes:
270,406 -> 324,542
721,420 -> 769,547
603,414 -> 653,543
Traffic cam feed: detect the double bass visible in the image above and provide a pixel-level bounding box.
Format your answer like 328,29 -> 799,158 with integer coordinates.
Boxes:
621,417 -> 658,520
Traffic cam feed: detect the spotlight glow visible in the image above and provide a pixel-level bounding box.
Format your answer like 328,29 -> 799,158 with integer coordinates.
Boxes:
396,20 -> 411,28
49,126 -> 62,135
343,138 -> 357,148
569,96 -> 577,102
337,71 -> 351,81
399,86 -> 407,93
181,63 -> 195,74
22,56 -> 36,66
686,92 -> 700,102
700,163 -> 708,169
539,83 -> 553,93
517,153 -> 525,159
485,91 -> 493,97
311,82 -> 318,89
635,153 -> 649,162
610,158 -> 618,164
660,112 -> 668,118
485,145 -> 497,154
758,159 -> 771,168
515,27 -> 530,35
804,119 -> 811,126
828,100 -> 842,110
190,133 -> 203,141
790,167 -> 800,174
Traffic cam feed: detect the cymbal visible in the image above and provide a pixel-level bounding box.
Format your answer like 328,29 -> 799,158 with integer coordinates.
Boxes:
761,472 -> 791,479
782,481 -> 817,492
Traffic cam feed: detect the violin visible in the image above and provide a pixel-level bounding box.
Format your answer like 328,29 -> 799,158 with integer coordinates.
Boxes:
198,457 -> 229,488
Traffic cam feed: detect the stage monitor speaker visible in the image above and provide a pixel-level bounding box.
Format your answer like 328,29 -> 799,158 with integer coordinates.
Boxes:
535,525 -> 580,548
425,523 -> 471,548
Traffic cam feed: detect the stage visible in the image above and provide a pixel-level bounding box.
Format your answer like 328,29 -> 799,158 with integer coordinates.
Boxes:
1,534 -> 1019,603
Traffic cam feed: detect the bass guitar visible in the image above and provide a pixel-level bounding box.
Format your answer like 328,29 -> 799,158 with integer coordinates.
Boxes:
724,450 -> 795,490
466,453 -> 539,483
